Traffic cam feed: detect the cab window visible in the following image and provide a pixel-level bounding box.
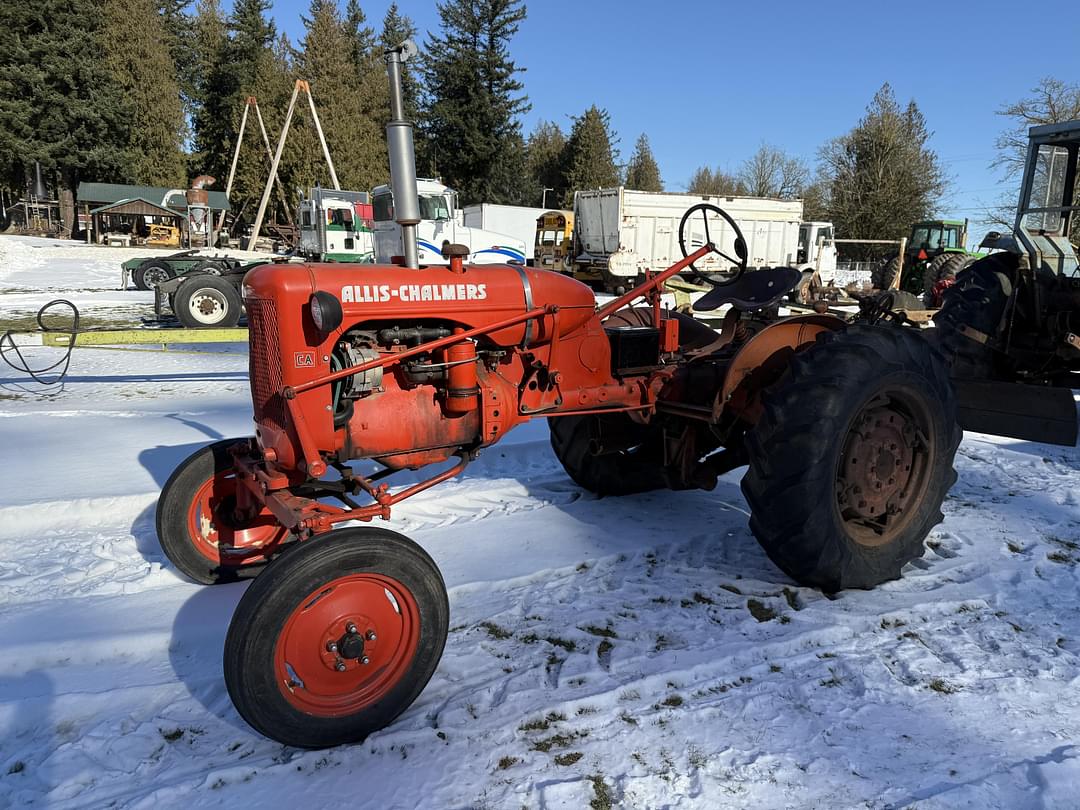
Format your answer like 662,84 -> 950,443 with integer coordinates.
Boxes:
373,193 -> 394,222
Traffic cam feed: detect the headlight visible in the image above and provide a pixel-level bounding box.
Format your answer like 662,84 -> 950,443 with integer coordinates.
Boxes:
309,291 -> 343,333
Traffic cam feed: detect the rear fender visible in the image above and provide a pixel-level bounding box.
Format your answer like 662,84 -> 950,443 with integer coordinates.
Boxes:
719,315 -> 845,424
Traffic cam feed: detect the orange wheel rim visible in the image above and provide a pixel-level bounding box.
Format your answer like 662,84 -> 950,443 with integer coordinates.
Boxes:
273,574 -> 421,716
186,470 -> 287,566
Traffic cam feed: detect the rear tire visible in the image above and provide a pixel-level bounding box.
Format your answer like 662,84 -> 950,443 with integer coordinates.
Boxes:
872,255 -> 901,290
133,260 -> 174,291
548,308 -> 715,496
741,326 -> 961,591
174,274 -> 242,328
932,253 -> 1015,378
923,253 -> 973,304
224,528 -> 449,748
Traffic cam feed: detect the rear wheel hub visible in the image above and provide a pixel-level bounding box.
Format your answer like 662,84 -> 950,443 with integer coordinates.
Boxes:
836,392 -> 932,546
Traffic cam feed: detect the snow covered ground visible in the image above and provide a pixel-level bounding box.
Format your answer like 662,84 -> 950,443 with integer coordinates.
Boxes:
2,234 -> 1080,808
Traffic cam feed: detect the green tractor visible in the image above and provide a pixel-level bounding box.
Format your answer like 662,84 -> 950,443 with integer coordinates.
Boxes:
873,219 -> 982,303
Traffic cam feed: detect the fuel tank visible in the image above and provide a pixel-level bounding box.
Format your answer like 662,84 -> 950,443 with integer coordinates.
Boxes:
243,260 -> 598,347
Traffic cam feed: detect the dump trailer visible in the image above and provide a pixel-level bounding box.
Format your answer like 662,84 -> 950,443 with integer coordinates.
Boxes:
461,203 -> 549,263
572,188 -> 833,292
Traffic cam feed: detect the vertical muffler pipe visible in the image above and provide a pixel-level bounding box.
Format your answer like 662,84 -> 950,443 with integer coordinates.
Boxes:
385,40 -> 421,269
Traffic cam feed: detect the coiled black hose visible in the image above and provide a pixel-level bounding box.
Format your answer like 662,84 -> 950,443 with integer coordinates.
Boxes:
0,299 -> 80,385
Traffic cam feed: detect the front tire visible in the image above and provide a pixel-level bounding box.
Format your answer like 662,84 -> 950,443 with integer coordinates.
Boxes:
156,439 -> 291,584
224,528 -> 449,749
741,326 -> 961,591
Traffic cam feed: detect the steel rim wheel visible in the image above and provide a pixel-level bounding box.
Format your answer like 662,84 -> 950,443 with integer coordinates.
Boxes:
142,265 -> 171,287
835,388 -> 934,548
188,287 -> 228,324
186,469 -> 287,566
273,574 -> 421,717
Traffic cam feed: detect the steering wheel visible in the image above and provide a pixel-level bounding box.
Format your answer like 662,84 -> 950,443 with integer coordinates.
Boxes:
677,203 -> 749,287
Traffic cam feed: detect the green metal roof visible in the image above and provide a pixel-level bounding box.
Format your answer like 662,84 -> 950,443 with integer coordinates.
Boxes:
89,197 -> 181,217
77,182 -> 231,211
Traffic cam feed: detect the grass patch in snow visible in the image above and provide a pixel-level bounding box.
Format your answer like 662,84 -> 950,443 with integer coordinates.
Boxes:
531,730 -> 587,752
719,583 -> 742,595
1007,540 -> 1024,554
782,587 -> 800,610
496,756 -> 519,770
519,711 -> 566,732
819,669 -> 844,688
7,760 -> 25,774
589,774 -> 614,810
746,598 -> 777,622
555,751 -> 583,766
581,624 -> 617,638
479,621 -> 512,640
1048,550 -> 1074,565
656,694 -> 684,708
928,678 -> 958,694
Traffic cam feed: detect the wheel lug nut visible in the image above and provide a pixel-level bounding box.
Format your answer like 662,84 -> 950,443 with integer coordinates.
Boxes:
360,656 -> 370,665
366,631 -> 377,641
326,641 -> 337,652
335,661 -> 346,672
346,623 -> 358,635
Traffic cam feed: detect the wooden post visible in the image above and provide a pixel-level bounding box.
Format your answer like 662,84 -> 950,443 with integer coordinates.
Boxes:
247,82 -> 301,251
304,82 -> 340,190
216,97 -> 252,234
890,237 -> 907,290
253,102 -> 296,226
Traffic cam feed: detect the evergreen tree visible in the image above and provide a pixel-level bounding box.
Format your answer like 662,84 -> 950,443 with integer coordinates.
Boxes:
0,0 -> 130,197
158,0 -> 197,129
561,106 -> 619,207
294,0 -> 384,192
624,133 -> 662,191
818,83 -> 945,248
420,0 -> 530,203
190,0 -> 230,175
526,120 -> 566,207
686,166 -> 746,196
101,0 -> 187,186
379,3 -> 419,121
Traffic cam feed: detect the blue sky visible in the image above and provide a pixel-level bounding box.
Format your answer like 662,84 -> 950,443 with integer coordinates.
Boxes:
264,0 -> 1080,233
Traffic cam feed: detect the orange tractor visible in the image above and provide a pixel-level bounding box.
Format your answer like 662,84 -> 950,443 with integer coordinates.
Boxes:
154,43 -> 961,748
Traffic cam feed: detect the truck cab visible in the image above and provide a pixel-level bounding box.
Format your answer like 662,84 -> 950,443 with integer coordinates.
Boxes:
797,221 -> 837,278
371,179 -> 526,265
298,188 -> 374,262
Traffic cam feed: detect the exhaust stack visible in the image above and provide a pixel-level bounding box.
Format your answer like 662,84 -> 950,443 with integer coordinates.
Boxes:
385,39 -> 421,269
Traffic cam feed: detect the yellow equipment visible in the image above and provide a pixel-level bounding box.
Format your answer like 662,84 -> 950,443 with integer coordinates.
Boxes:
146,223 -> 181,247
534,210 -> 573,272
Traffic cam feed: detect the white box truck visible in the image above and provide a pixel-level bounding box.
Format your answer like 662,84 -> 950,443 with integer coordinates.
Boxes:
462,203 -> 549,264
572,187 -> 835,292
372,180 -> 527,266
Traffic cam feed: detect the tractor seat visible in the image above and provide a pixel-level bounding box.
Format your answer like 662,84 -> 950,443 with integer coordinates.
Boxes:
693,267 -> 803,312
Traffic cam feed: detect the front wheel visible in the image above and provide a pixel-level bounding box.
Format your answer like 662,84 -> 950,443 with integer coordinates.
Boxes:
741,326 -> 961,591
224,528 -> 449,749
156,439 -> 291,584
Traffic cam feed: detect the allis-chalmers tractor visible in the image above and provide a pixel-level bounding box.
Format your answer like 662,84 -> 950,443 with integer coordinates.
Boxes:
154,44 -> 961,749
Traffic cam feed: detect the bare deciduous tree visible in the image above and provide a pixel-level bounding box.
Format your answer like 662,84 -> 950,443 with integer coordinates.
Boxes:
738,144 -> 808,199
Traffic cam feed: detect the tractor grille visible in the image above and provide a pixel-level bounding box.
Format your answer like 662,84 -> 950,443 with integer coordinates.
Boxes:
246,298 -> 287,430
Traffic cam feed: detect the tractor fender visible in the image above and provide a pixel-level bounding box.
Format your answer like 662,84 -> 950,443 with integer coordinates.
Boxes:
718,314 -> 845,423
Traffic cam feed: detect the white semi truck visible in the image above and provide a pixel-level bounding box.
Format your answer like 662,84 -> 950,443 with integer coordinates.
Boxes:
461,203 -> 550,264
297,187 -> 375,262
372,179 -> 527,265
572,187 -> 836,292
